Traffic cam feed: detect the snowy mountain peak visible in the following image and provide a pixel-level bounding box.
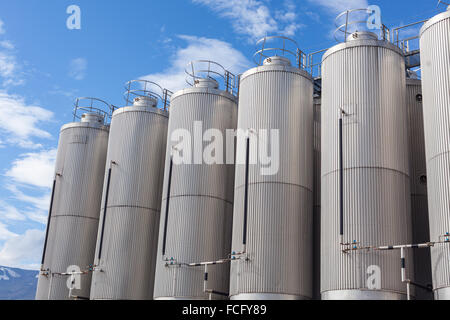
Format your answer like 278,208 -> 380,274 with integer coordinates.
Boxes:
0,267 -> 21,280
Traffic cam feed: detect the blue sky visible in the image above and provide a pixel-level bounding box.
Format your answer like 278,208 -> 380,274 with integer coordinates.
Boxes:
0,0 -> 443,270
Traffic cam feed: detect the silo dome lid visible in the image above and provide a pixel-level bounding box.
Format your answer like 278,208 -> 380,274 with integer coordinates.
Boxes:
133,95 -> 157,108
346,31 -> 378,41
194,78 -> 219,89
263,56 -> 291,66
81,112 -> 105,124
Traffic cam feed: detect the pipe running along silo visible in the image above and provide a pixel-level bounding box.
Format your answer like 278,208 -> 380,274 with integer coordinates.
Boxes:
229,36 -> 314,300
321,10 -> 413,300
36,98 -> 111,300
406,77 -> 433,300
90,81 -> 170,300
153,61 -> 238,300
420,4 -> 450,300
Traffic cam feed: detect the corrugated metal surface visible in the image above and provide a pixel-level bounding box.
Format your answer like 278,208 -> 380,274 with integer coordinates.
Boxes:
406,79 -> 433,300
153,88 -> 237,300
229,63 -> 314,300
420,10 -> 450,299
313,97 -> 321,300
321,39 -> 413,299
36,122 -> 109,300
90,107 -> 168,300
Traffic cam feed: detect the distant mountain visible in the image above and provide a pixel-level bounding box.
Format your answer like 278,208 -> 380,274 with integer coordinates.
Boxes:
0,266 -> 39,300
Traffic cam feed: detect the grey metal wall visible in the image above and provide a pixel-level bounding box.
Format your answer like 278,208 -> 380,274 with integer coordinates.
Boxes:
321,35 -> 413,300
406,79 -> 433,300
313,96 -> 321,300
420,9 -> 450,300
153,87 -> 237,300
229,60 -> 314,300
90,106 -> 168,300
36,119 -> 109,300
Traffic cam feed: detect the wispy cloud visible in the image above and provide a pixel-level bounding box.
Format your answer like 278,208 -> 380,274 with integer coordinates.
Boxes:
0,222 -> 17,241
141,35 -> 251,92
0,40 -> 14,50
5,149 -> 57,189
0,229 -> 45,270
0,19 -> 5,35
0,201 -> 26,222
0,92 -> 53,148
192,0 -> 303,41
308,0 -> 369,14
69,57 -> 87,80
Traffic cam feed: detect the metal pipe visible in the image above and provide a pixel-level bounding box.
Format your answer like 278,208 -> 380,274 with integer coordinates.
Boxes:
339,116 -> 344,244
41,178 -> 57,266
98,165 -> 113,260
162,156 -> 174,257
243,136 -> 250,252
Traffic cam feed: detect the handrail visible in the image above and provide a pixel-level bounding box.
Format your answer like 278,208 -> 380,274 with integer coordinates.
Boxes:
252,35 -> 307,70
185,60 -> 237,96
334,8 -> 390,43
124,79 -> 172,111
72,97 -> 112,124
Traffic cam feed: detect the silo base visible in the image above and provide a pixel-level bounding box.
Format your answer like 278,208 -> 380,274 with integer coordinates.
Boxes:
230,293 -> 309,300
321,290 -> 407,300
434,287 -> 450,300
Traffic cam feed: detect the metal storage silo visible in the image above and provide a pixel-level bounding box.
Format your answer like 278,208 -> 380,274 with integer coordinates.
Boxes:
229,36 -> 314,300
153,61 -> 238,300
406,77 -> 433,300
36,98 -> 111,300
313,96 -> 321,300
420,4 -> 450,300
321,11 -> 413,300
90,81 -> 170,300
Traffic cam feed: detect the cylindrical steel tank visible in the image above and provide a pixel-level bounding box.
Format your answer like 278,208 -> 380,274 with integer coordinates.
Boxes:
90,83 -> 169,300
321,31 -> 413,300
406,78 -> 433,300
313,96 -> 321,300
36,101 -> 110,300
153,71 -> 238,300
230,55 -> 314,300
420,7 -> 450,300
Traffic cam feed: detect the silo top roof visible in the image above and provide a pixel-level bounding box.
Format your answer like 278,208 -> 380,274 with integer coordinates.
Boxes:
170,86 -> 237,103
420,8 -> 450,35
322,37 -> 404,63
240,63 -> 312,83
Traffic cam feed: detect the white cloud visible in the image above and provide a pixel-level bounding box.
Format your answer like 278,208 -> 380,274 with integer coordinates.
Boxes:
141,35 -> 251,92
193,0 -> 302,40
0,19 -> 5,35
0,201 -> 26,221
5,149 -> 57,189
308,0 -> 369,14
69,57 -> 87,80
0,229 -> 45,270
0,92 -> 53,148
0,51 -> 17,79
0,40 -> 14,50
0,222 -> 17,241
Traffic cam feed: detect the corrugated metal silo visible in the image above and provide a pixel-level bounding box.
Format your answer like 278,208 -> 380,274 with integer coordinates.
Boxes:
406,78 -> 433,300
153,61 -> 238,300
321,30 -> 413,300
313,96 -> 321,300
36,98 -> 110,300
420,6 -> 450,300
90,81 -> 170,300
229,36 -> 314,300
